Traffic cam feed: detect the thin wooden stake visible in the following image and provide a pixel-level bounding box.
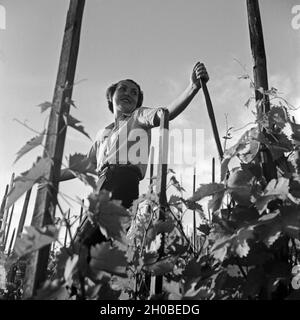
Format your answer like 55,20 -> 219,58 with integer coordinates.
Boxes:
149,146 -> 155,192
79,199 -> 84,224
193,166 -> 196,251
3,204 -> 14,249
150,109 -> 169,296
23,0 -> 85,299
16,188 -> 32,238
0,173 -> 15,244
212,157 -> 215,183
0,184 -> 9,228
291,116 -> 300,175
64,209 -> 71,247
7,228 -> 16,257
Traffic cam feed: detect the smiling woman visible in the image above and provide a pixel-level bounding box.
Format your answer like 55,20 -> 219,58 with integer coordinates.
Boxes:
74,62 -> 209,250
106,79 -> 144,115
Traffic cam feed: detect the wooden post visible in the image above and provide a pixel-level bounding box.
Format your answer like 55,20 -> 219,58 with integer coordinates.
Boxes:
212,157 -> 215,183
246,0 -> 276,182
151,109 -> 169,295
23,0 -> 85,299
3,204 -> 14,250
149,146 -> 155,192
79,199 -> 84,224
291,116 -> 300,175
193,166 -> 196,251
0,173 -> 15,246
0,184 -> 9,229
179,174 -> 184,219
207,157 -> 216,223
7,228 -> 16,257
16,188 -> 32,238
64,209 -> 71,247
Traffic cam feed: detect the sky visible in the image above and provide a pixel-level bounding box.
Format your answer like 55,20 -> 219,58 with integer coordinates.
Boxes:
0,0 -> 299,246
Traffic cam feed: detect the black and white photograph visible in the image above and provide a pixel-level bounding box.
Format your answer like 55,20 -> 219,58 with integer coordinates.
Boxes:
0,0 -> 300,305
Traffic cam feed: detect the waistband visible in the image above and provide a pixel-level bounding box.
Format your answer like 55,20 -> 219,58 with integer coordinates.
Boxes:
98,163 -> 143,180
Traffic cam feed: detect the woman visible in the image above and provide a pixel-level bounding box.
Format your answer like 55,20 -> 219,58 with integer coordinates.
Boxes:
63,61 -> 209,246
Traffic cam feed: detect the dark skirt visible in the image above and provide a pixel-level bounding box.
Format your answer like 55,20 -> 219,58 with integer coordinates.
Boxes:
76,164 -> 141,248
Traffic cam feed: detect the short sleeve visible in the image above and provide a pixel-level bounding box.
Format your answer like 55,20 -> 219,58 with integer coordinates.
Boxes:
135,107 -> 165,128
86,124 -> 114,167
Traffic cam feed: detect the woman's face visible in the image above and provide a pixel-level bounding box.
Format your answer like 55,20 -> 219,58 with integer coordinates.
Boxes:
112,80 -> 139,114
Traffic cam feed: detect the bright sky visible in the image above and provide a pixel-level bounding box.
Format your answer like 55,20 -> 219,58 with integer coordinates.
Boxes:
0,0 -> 299,246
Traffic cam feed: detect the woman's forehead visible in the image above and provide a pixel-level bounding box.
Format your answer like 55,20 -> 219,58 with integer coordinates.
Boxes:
117,80 -> 139,90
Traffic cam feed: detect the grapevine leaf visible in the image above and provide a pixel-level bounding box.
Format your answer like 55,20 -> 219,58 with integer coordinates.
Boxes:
169,176 -> 185,192
208,189 -> 225,212
64,97 -> 78,108
237,131 -> 260,163
168,195 -> 181,205
227,264 -> 243,278
14,130 -> 45,164
89,242 -> 128,277
281,206 -> 300,239
6,157 -> 52,209
14,225 -> 59,257
67,153 -> 91,173
254,177 -> 290,214
253,213 -> 282,246
256,132 -> 293,160
211,227 -> 254,260
37,101 -> 53,113
146,219 -> 175,246
76,172 -> 97,190
88,190 -> 132,243
268,106 -> 288,129
144,255 -> 177,276
232,227 -> 254,258
242,267 -> 264,298
169,195 -> 183,213
64,255 -> 79,287
97,281 -> 122,300
143,252 -> 159,266
168,168 -> 176,174
220,157 -> 231,181
183,282 -> 213,300
223,127 -> 260,172
188,183 -> 225,202
290,122 -> 300,142
34,279 -> 69,300
63,114 -> 91,140
147,234 -> 162,252
183,199 -> 206,220
227,168 -> 254,206
211,236 -> 230,262
198,224 -> 211,235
